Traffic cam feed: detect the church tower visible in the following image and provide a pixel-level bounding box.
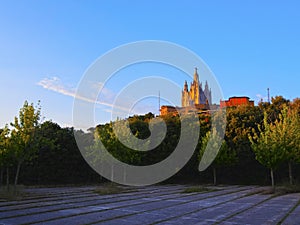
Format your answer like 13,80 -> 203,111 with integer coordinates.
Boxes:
190,68 -> 200,105
181,68 -> 212,107
181,80 -> 189,107
204,81 -> 212,105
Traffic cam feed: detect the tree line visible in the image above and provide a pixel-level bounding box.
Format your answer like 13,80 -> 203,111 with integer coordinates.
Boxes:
0,96 -> 299,189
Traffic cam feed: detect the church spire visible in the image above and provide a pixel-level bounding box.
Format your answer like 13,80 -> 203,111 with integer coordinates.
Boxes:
205,80 -> 209,90
184,80 -> 188,91
193,67 -> 199,83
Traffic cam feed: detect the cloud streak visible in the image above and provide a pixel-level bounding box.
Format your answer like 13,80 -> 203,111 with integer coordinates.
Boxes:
256,94 -> 268,103
37,77 -> 130,112
37,76 -> 160,121
37,77 -> 76,98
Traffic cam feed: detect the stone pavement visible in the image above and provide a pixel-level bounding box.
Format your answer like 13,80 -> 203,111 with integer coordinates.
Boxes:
0,185 -> 299,224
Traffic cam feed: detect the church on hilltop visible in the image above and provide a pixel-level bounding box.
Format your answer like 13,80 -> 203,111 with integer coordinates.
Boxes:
160,67 -> 255,116
181,68 -> 212,107
160,68 -> 213,117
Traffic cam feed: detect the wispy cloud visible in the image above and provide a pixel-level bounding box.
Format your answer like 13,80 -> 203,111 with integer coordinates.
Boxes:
37,77 -> 76,98
37,77 -> 159,116
37,77 -> 129,112
256,94 -> 268,103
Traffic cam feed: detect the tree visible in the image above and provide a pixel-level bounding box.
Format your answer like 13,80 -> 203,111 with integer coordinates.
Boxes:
85,123 -> 116,182
31,121 -> 61,184
250,105 -> 300,186
10,101 -> 41,186
0,125 -> 12,189
249,111 -> 286,191
25,121 -> 97,184
291,98 -> 300,114
87,119 -> 144,183
224,105 -> 264,184
284,105 -> 300,184
271,96 -> 290,108
199,128 -> 238,185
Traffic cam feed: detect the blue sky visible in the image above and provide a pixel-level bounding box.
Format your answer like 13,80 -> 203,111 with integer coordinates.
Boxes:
1,0 -> 300,129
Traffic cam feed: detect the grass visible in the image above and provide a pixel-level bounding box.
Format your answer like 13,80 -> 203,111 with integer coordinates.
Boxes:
93,183 -> 134,195
275,184 -> 300,195
0,185 -> 25,201
181,186 -> 216,193
260,184 -> 300,195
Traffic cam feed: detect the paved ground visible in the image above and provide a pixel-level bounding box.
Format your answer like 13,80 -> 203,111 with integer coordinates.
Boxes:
0,185 -> 299,225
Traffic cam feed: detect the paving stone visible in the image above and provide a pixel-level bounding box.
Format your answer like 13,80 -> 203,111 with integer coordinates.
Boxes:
157,194 -> 271,225
281,200 -> 300,225
0,185 -> 299,225
223,193 -> 300,225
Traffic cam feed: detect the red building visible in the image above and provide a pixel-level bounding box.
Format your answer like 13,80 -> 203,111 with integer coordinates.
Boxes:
220,96 -> 254,108
160,105 -> 179,116
160,103 -> 212,116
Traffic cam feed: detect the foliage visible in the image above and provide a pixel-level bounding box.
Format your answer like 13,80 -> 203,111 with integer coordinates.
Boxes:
93,183 -> 131,195
0,185 -> 25,200
199,128 -> 238,185
249,106 -> 295,189
10,101 -> 41,186
0,126 -> 11,169
0,97 -> 299,186
249,112 -> 286,169
0,125 -> 12,188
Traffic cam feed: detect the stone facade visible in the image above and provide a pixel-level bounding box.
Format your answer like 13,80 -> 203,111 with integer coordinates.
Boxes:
181,68 -> 212,107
